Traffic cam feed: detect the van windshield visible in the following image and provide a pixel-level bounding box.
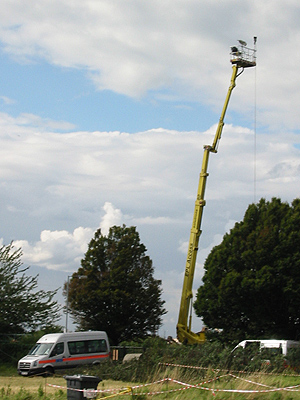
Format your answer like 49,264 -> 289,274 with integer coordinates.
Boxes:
28,343 -> 54,356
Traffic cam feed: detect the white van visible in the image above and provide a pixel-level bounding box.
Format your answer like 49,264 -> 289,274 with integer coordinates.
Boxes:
232,339 -> 300,356
17,331 -> 110,376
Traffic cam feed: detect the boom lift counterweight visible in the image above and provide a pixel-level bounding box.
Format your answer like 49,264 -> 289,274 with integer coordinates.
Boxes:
176,38 -> 257,345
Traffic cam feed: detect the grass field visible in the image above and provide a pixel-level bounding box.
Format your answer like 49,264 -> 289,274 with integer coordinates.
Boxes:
0,375 -> 67,397
1,369 -> 300,400
0,374 -> 132,399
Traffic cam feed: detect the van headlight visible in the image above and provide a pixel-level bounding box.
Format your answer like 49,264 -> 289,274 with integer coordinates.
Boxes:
33,361 -> 38,367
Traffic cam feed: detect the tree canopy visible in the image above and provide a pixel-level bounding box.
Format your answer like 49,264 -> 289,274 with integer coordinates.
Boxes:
194,198 -> 300,341
0,243 -> 61,334
66,225 -> 166,344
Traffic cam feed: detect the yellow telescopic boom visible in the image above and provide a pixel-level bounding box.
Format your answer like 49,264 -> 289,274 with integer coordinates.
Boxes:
177,39 -> 256,345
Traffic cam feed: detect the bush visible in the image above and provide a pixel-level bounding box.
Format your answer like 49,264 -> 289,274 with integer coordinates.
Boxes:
83,338 -> 233,382
285,347 -> 300,372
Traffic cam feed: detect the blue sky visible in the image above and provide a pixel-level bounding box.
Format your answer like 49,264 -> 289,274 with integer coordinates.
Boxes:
1,0 -> 300,338
1,51 -> 220,133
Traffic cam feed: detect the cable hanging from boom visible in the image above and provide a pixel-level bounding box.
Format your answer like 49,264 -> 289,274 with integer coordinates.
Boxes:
253,37 -> 257,203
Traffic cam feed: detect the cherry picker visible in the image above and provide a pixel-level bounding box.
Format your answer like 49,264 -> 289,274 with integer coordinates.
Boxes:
177,39 -> 257,345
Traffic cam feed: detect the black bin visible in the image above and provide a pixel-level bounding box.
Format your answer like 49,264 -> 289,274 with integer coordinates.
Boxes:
64,375 -> 101,400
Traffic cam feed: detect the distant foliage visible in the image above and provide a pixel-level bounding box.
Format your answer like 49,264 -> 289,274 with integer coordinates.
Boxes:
0,243 -> 61,334
66,225 -> 166,344
194,198 -> 300,341
0,243 -> 61,362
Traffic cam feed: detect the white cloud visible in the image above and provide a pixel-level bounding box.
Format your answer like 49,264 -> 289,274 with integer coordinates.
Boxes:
14,227 -> 94,271
11,202 -> 125,271
1,0 -> 300,131
1,111 -> 300,335
0,95 -> 15,105
14,113 -> 76,131
1,111 -> 299,240
100,202 -> 123,236
133,216 -> 172,225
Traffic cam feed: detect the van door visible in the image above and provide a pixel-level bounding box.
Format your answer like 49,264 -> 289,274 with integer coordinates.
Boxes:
48,342 -> 65,369
67,340 -> 86,367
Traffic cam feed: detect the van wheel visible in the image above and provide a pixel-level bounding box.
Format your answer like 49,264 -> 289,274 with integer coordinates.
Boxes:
43,367 -> 54,377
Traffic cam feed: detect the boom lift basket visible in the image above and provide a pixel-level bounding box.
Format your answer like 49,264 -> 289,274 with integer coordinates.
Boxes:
230,39 -> 256,68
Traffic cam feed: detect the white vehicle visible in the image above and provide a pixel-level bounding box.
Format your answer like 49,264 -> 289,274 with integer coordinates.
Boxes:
232,339 -> 300,356
17,331 -> 110,376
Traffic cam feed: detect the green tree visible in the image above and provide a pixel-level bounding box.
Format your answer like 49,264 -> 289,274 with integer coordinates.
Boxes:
0,243 -> 61,334
66,225 -> 166,344
194,198 -> 300,341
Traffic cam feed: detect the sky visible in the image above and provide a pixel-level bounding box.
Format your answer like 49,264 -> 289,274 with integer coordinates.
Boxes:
1,0 -> 300,339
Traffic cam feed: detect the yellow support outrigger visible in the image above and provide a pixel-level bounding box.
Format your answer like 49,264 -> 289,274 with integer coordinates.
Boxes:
177,39 -> 257,345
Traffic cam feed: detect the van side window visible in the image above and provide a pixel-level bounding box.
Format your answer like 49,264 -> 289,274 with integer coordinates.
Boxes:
261,347 -> 282,357
88,339 -> 107,353
68,339 -> 108,355
68,341 -> 85,355
50,342 -> 64,357
244,341 -> 260,351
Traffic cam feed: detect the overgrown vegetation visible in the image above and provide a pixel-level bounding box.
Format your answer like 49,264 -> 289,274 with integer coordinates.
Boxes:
4,336 -> 300,381
75,337 -> 300,383
2,337 -> 300,399
1,351 -> 300,400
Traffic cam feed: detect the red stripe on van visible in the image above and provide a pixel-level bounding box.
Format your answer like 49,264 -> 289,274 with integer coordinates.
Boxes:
38,353 -> 109,364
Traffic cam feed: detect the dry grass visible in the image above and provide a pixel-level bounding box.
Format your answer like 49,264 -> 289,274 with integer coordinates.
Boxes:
122,368 -> 300,400
0,375 -> 66,396
0,375 -> 137,398
1,370 -> 300,400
